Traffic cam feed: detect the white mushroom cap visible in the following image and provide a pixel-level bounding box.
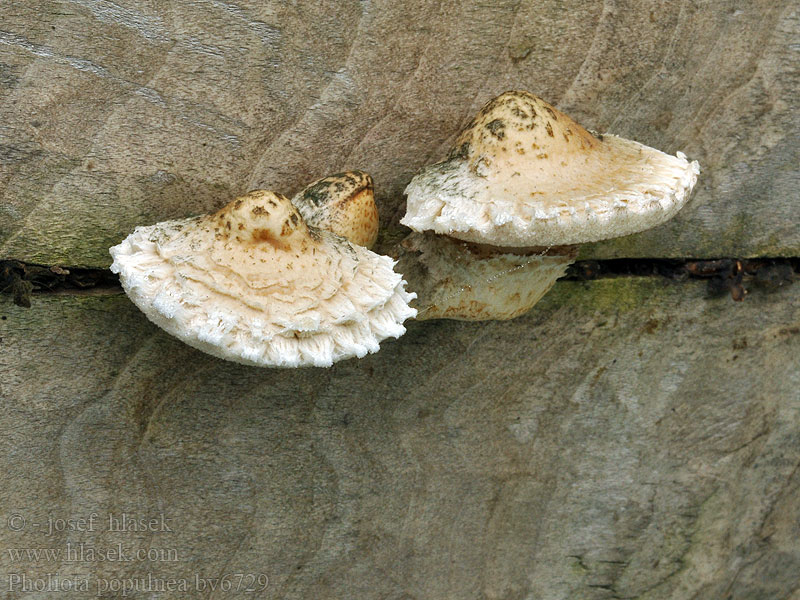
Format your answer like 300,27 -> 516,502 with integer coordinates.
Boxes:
110,190 -> 416,368
292,171 -> 379,249
402,91 -> 700,247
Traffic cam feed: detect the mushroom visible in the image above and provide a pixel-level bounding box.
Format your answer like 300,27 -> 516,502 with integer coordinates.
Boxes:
110,190 -> 416,368
397,91 -> 699,320
393,232 -> 576,321
402,91 -> 699,247
292,171 -> 379,249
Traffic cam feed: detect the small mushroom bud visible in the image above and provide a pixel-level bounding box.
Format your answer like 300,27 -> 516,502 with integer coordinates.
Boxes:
110,190 -> 416,368
292,171 -> 379,248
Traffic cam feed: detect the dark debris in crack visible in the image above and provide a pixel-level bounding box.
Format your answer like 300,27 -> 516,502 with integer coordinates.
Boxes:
565,257 -> 799,301
1,259 -> 122,307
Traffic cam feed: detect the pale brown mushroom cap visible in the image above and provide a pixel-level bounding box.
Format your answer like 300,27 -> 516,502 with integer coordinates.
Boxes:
394,232 -> 576,321
292,171 -> 379,249
110,191 -> 416,368
402,91 -> 700,247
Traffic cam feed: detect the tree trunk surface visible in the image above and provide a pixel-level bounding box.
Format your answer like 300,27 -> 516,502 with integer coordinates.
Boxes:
0,1 -> 798,265
1,1 -> 799,599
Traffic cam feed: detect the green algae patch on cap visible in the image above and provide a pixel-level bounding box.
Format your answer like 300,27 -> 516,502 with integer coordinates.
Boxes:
292,171 -> 379,249
402,91 -> 699,247
110,191 -> 416,368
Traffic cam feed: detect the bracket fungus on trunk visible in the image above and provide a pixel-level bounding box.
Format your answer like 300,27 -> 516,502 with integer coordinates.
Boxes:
110,190 -> 416,368
392,232 -> 576,321
398,90 -> 700,320
402,91 -> 699,247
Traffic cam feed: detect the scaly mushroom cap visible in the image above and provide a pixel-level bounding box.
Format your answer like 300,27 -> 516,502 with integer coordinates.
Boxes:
394,232 -> 576,321
110,191 -> 416,368
402,91 -> 700,246
292,171 -> 379,249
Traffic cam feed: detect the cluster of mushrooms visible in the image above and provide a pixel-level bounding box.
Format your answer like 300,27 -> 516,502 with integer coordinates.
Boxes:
111,91 -> 700,368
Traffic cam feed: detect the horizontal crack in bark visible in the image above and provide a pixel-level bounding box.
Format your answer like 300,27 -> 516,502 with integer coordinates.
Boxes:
1,259 -> 122,306
564,257 -> 799,302
1,257 -> 798,307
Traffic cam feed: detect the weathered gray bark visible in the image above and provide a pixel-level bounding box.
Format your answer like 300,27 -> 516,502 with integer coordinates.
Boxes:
0,1 -> 798,266
1,281 -> 799,599
1,1 -> 799,599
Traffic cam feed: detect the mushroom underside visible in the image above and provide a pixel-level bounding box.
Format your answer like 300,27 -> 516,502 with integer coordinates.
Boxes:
392,232 -> 576,321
